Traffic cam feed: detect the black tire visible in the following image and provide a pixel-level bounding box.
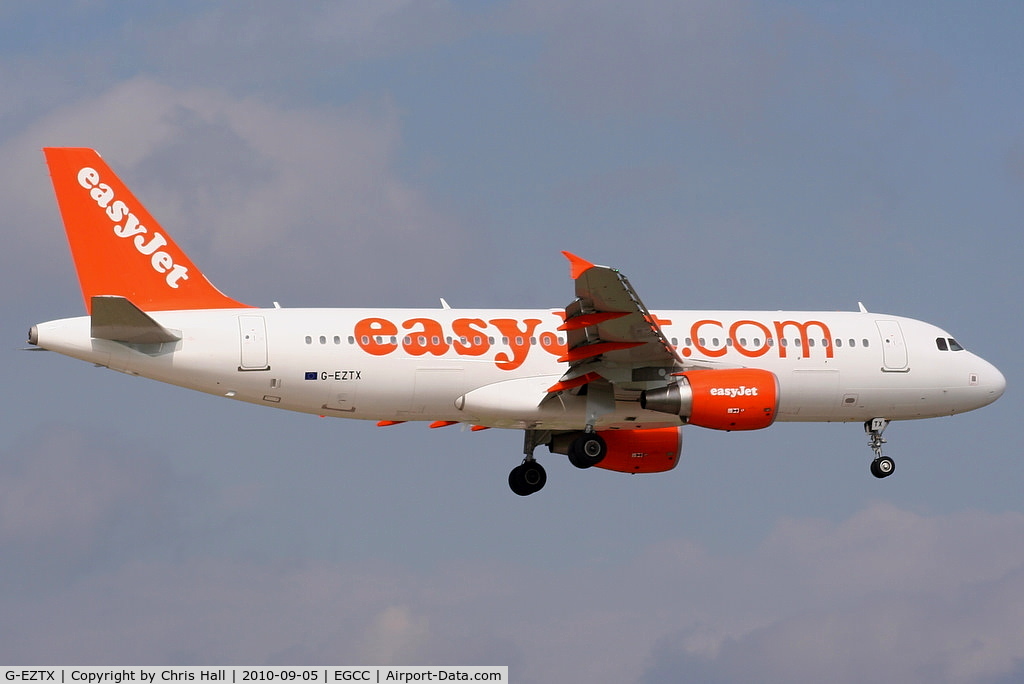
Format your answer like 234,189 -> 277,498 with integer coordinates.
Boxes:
568,433 -> 607,469
509,462 -> 546,496
876,456 -> 895,478
521,461 -> 546,492
870,456 -> 895,479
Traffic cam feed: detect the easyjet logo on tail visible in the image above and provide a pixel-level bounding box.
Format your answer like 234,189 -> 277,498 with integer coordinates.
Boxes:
76,167 -> 189,289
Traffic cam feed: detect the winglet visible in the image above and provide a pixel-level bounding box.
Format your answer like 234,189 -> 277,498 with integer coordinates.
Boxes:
561,251 -> 594,280
43,147 -> 250,313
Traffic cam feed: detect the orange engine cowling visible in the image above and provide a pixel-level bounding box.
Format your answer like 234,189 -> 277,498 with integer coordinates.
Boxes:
594,427 -> 682,473
640,368 -> 779,431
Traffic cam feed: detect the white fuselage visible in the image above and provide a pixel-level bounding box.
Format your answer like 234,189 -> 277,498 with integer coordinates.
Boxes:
32,307 -> 1006,430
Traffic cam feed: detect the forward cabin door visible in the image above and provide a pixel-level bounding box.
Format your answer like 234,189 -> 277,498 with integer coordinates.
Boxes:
238,315 -> 270,370
875,319 -> 908,372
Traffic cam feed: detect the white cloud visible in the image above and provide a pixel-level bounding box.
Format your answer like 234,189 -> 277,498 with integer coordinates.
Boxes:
2,76 -> 467,308
3,457 -> 1024,684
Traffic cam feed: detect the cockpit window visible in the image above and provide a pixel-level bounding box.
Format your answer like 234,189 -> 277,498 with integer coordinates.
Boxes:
937,337 -> 965,352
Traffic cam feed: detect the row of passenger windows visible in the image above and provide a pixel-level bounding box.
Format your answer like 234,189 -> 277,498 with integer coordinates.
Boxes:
936,337 -> 964,352
302,334 -> 873,349
676,337 -> 870,349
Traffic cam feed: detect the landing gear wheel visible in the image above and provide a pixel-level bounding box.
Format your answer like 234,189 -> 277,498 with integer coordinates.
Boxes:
870,456 -> 895,479
568,433 -> 607,469
509,461 -> 547,496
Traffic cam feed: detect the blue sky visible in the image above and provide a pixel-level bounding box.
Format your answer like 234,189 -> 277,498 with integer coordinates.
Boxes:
2,2 -> 1022,681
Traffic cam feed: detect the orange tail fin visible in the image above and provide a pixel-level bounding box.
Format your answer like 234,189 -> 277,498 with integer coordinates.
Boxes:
43,147 -> 249,313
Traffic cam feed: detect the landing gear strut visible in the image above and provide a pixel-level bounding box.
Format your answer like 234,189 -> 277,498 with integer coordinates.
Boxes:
509,429 -> 551,496
865,418 -> 895,479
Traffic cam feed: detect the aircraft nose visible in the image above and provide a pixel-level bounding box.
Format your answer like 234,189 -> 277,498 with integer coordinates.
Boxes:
990,364 -> 1007,400
978,358 -> 1006,406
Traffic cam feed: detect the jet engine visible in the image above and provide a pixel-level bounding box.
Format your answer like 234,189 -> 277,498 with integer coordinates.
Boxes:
640,368 -> 779,431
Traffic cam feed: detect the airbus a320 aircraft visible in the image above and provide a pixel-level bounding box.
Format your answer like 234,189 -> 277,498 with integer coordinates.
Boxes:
29,148 -> 1005,495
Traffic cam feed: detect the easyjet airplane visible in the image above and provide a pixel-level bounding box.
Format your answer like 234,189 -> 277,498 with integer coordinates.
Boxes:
29,148 -> 1006,495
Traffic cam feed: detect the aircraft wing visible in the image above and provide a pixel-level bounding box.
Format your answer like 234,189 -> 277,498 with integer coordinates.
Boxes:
546,252 -> 724,400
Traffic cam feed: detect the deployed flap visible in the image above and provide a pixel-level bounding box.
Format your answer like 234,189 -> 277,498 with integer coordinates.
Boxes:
91,295 -> 181,344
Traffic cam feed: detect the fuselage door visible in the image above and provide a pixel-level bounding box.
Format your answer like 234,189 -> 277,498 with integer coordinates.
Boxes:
875,319 -> 908,372
238,315 -> 270,370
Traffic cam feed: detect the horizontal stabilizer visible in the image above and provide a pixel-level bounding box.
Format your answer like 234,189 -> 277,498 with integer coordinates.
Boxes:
91,295 -> 181,344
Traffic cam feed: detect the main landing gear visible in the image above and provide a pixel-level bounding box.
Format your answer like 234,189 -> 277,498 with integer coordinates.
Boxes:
509,429 -> 609,495
567,432 -> 607,469
509,459 -> 547,496
865,418 -> 895,479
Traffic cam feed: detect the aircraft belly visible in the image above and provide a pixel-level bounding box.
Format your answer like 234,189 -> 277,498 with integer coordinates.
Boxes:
456,375 -> 680,430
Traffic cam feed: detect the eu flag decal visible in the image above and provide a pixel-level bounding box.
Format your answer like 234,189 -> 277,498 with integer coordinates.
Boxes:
304,371 -> 318,380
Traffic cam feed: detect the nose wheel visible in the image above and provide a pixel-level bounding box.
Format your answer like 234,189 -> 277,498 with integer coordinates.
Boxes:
865,418 -> 895,479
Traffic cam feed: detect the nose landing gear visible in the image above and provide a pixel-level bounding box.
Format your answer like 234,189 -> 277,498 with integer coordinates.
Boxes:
865,418 -> 895,478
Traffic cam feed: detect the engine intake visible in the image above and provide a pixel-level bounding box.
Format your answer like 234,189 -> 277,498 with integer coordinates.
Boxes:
641,368 -> 779,431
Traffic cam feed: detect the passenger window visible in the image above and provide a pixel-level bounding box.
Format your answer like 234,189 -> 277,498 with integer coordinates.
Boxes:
936,337 -> 948,351
808,339 -> 816,347
948,338 -> 964,351
835,338 -> 843,348
862,339 -> 870,347
849,339 -> 856,347
305,336 -> 312,344
334,336 -> 341,345
319,336 -> 327,345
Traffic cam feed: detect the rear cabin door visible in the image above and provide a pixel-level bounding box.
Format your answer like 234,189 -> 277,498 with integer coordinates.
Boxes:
238,315 -> 270,370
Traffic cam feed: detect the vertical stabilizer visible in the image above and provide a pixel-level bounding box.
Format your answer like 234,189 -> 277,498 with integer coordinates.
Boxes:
43,147 -> 249,313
